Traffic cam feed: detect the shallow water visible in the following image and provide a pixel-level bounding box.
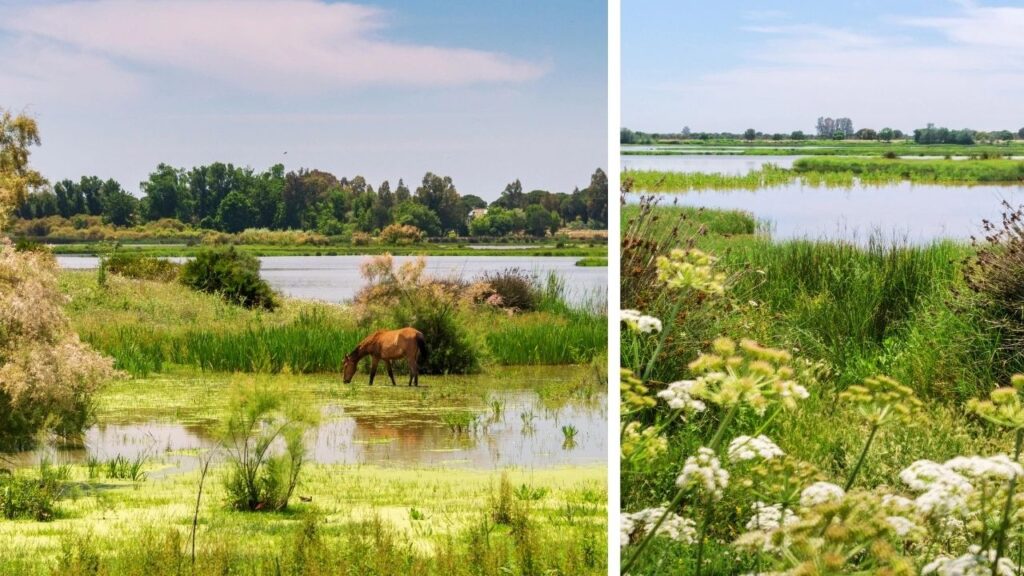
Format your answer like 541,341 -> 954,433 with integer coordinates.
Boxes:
12,367 -> 606,473
623,153 -> 1024,243
621,154 -> 800,174
56,255 -> 607,307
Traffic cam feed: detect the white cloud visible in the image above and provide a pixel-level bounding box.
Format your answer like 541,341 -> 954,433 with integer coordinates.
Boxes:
634,3 -> 1024,132
0,0 -> 548,102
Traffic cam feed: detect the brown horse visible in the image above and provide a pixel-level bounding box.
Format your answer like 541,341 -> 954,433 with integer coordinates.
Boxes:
343,327 -> 427,386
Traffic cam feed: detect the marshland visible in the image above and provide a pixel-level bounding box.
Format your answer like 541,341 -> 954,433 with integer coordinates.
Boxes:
619,133 -> 1024,574
0,108 -> 608,575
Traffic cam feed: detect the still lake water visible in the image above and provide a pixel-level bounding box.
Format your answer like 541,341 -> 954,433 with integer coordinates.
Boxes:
57,255 -> 607,307
623,154 -> 1024,243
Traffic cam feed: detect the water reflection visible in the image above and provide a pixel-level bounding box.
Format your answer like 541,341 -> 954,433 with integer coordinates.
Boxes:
624,182 -> 1024,244
11,389 -> 606,472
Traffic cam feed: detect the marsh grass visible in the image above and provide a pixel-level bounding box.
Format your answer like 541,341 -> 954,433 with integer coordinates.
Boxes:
624,157 -> 1024,192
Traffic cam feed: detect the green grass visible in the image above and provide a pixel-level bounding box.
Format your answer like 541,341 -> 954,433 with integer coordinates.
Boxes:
0,462 -> 607,575
620,203 -> 1020,573
61,270 -> 606,374
574,257 -> 608,267
623,156 -> 1024,191
45,242 -> 607,258
623,139 -> 1024,158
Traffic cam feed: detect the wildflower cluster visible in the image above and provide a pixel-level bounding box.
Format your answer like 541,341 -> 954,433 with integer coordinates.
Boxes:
621,421 -> 667,462
620,507 -> 696,549
656,379 -> 706,416
840,374 -> 923,426
968,374 -> 1024,429
727,435 -> 784,462
655,248 -> 726,294
683,337 -> 808,413
677,447 -> 729,501
621,309 -> 662,334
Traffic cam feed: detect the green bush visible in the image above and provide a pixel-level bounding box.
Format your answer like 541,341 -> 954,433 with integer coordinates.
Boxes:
402,304 -> 479,375
105,252 -> 181,281
222,384 -> 314,512
0,465 -> 66,521
180,247 -> 277,310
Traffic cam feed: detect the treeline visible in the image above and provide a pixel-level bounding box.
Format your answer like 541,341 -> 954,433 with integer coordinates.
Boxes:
15,164 -> 607,237
623,122 -> 1024,145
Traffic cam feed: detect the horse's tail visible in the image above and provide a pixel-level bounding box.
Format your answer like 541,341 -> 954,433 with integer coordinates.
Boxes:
415,332 -> 428,364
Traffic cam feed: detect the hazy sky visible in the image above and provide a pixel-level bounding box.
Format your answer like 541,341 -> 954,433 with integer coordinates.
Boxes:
623,0 -> 1024,134
0,0 -> 606,200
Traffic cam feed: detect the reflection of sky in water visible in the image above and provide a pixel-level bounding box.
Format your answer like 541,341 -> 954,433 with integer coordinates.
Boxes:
12,390 -> 606,473
621,153 -> 1024,244
56,255 -> 607,308
621,154 -> 799,174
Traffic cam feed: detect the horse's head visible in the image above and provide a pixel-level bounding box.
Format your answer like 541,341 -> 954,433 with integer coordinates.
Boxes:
342,354 -> 357,383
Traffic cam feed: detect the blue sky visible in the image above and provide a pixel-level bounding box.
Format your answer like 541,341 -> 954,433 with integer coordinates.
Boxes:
0,0 -> 606,200
624,1 -> 1024,133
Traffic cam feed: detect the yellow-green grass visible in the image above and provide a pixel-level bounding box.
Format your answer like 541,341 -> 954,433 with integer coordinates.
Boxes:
0,462 -> 606,573
60,271 -> 606,373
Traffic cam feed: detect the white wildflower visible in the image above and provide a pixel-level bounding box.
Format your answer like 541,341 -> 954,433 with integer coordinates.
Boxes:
621,309 -> 662,334
899,460 -> 970,492
728,435 -> 784,462
880,494 -> 914,512
677,447 -> 729,500
899,460 -> 973,517
745,502 -> 798,531
945,454 -> 1024,482
922,546 -> 1016,576
620,507 -> 696,549
657,380 -> 707,413
800,481 -> 845,508
885,515 -> 918,537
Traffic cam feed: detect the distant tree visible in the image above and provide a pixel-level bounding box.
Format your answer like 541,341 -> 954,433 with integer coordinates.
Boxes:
993,130 -> 1015,142
494,179 -> 526,210
79,176 -> 104,215
681,126 -> 691,138
835,118 -> 854,138
214,189 -> 254,233
99,179 -> 137,226
791,130 -> 806,140
879,127 -> 895,142
743,128 -> 756,141
832,129 -> 846,140
415,173 -> 465,234
0,108 -> 46,214
1018,127 -> 1024,140
524,204 -> 558,237
394,179 -> 411,203
460,194 -> 487,210
620,127 -> 636,144
141,164 -> 191,222
893,129 -> 905,140
816,117 -> 835,138
393,200 -> 442,237
855,128 -> 877,141
54,179 -> 83,217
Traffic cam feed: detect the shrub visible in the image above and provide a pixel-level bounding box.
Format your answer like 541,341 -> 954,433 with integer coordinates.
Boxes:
479,269 -> 539,311
0,463 -> 67,520
180,247 -> 277,310
104,252 -> 181,281
222,382 -> 315,512
357,254 -> 480,374
966,201 -> 1024,375
351,231 -> 371,246
379,224 -> 424,245
0,241 -> 115,450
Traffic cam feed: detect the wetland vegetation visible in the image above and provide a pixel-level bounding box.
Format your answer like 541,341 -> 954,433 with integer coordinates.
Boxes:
620,196 -> 1024,574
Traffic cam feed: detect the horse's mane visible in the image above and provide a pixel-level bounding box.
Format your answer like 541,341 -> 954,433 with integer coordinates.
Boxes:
349,330 -> 383,359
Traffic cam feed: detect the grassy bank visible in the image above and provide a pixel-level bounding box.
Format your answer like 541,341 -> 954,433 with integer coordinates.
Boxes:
46,242 -> 607,258
624,157 -> 1024,191
623,139 -> 1024,157
61,271 -> 606,375
620,202 -> 1022,573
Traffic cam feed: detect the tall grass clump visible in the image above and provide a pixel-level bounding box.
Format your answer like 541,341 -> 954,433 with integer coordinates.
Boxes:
180,247 -> 277,310
222,382 -> 316,512
104,252 -> 181,281
966,201 -> 1024,378
485,310 -> 605,364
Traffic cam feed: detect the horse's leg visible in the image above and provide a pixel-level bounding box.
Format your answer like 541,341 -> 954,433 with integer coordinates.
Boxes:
411,353 -> 419,387
369,357 -> 379,386
386,361 -> 397,386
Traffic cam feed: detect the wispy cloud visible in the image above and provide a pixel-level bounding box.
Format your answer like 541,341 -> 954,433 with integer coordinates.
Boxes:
638,3 -> 1024,131
0,0 -> 549,103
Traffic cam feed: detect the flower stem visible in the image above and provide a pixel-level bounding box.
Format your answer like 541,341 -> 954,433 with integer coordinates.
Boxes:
621,403 -> 738,575
992,428 -> 1024,574
844,423 -> 879,492
640,298 -> 684,383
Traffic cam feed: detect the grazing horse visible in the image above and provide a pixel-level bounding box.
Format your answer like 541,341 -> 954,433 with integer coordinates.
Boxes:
343,327 -> 427,386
